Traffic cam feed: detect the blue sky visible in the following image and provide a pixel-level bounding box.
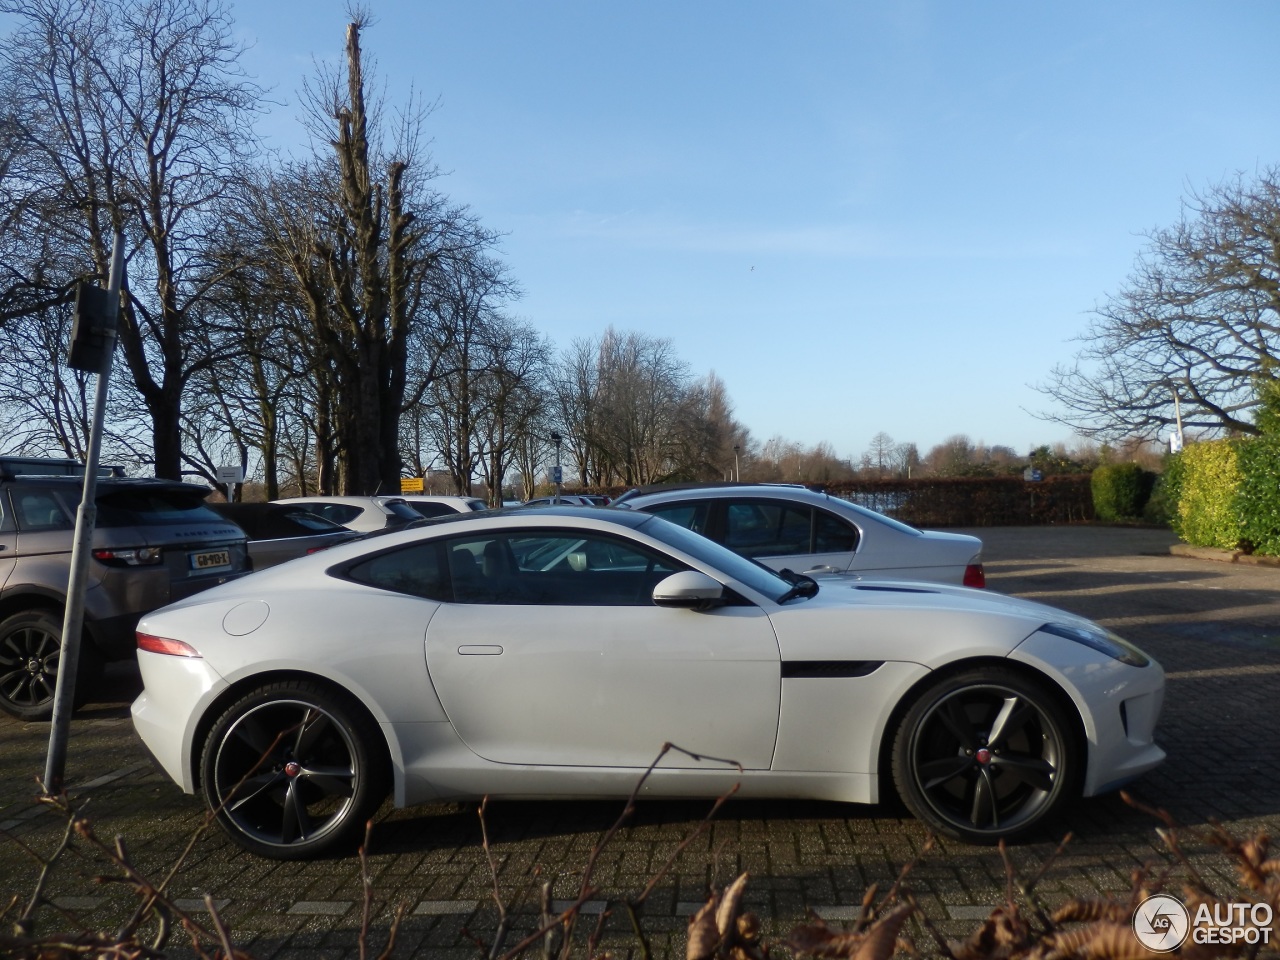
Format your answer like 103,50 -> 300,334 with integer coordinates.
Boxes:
232,1 -> 1280,460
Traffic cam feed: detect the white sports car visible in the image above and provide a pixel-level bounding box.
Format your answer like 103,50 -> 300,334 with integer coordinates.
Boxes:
130,507 -> 1165,860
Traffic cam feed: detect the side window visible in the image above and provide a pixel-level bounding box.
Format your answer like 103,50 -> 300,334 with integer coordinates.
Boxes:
411,502 -> 455,518
15,492 -> 72,531
724,501 -> 812,557
642,500 -> 712,536
312,503 -> 360,526
446,531 -> 684,605
814,510 -> 858,553
345,542 -> 448,601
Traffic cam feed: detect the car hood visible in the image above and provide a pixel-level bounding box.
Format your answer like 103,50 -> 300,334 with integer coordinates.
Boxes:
768,577 -> 1100,667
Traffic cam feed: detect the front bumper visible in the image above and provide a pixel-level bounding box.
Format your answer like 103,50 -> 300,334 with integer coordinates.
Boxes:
1009,630 -> 1166,796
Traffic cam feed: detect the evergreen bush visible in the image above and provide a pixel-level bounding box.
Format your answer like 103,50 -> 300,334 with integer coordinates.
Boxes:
1090,462 -> 1154,521
1172,440 -> 1244,549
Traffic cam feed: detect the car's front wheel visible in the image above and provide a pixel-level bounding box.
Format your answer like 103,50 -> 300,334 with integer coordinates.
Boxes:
199,680 -> 388,859
891,667 -> 1078,844
0,610 -> 99,721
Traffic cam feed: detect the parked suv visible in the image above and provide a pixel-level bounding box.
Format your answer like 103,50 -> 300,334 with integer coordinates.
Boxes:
0,458 -> 249,719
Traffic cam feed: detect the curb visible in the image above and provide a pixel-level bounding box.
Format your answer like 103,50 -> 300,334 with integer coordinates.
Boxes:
1170,544 -> 1280,567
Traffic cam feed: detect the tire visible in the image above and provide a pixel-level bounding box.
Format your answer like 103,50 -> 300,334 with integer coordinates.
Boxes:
199,680 -> 388,860
890,667 -> 1078,844
0,610 -> 100,721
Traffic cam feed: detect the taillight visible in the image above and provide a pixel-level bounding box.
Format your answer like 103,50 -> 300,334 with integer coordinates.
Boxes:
137,633 -> 201,658
963,563 -> 986,589
93,547 -> 163,567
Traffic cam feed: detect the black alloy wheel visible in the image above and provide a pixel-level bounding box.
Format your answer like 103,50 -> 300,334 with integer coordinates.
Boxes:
891,667 -> 1077,844
0,610 -> 97,721
200,680 -> 387,859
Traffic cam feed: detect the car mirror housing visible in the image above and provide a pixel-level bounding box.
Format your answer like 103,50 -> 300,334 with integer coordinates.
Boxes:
652,570 -> 725,608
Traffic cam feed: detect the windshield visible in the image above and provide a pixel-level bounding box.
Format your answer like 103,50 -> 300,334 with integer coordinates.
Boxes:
636,514 -> 797,602
96,488 -> 225,527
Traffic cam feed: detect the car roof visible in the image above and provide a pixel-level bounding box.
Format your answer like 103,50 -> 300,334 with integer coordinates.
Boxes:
4,474 -> 211,496
613,482 -> 821,505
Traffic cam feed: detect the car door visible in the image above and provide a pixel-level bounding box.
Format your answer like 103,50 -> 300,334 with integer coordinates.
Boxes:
424,527 -> 781,769
720,499 -> 858,576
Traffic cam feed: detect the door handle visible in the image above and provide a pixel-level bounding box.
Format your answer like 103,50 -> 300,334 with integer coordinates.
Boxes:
458,645 -> 503,656
804,565 -> 841,574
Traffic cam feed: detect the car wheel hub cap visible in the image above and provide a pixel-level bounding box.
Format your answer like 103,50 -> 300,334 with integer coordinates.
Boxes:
284,761 -> 301,778
975,747 -> 992,765
27,659 -> 42,675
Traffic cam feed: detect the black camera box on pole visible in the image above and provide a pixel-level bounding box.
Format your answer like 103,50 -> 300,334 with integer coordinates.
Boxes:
67,281 -> 118,374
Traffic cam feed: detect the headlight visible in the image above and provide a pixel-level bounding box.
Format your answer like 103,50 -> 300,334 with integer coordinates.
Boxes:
1040,622 -> 1150,667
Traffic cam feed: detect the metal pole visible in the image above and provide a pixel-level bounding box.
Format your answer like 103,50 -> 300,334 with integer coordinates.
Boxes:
44,230 -> 124,794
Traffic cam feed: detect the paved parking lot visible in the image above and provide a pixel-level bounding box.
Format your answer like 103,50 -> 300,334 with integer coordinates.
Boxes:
2,525 -> 1279,958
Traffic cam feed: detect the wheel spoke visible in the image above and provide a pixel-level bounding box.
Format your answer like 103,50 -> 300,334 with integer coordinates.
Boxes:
936,697 -> 978,750
280,780 -> 315,843
226,770 -> 287,811
918,756 -> 975,791
993,753 -> 1056,792
294,707 -> 333,755
985,696 -> 1019,747
228,715 -> 278,758
298,764 -> 355,798
969,767 -> 998,828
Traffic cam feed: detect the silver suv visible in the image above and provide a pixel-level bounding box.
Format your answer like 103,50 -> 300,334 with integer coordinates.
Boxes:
0,458 -> 249,719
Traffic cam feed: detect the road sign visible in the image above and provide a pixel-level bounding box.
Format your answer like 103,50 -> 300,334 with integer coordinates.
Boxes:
216,465 -> 244,485
401,477 -> 425,493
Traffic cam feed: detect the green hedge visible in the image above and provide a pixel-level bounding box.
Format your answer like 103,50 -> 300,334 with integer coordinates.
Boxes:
1090,462 -> 1155,521
1171,439 -> 1244,550
1237,435 -> 1280,555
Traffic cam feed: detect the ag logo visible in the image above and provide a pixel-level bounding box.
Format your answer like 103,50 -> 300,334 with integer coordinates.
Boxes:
1132,894 -> 1190,952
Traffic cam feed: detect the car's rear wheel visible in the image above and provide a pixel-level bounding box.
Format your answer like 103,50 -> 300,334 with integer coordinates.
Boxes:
200,680 -> 387,859
0,610 -> 99,721
891,667 -> 1078,844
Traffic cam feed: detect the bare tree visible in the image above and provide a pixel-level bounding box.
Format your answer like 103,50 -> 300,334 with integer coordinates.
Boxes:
0,0 -> 263,479
257,14 -> 494,495
865,432 -> 895,477
1040,168 -> 1280,441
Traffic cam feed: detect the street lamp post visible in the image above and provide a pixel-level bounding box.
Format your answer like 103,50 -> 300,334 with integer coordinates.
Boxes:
550,431 -> 563,504
733,444 -> 740,482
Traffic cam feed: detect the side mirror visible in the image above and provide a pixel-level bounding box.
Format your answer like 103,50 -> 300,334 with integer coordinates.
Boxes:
652,570 -> 725,608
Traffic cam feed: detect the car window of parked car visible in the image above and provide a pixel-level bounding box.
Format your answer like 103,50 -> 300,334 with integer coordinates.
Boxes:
14,492 -> 72,530
445,530 -> 684,606
814,509 -> 859,553
408,502 -> 456,519
383,500 -> 423,523
345,542 -> 449,601
640,500 -> 712,536
95,489 -> 225,527
306,503 -> 360,526
262,509 -> 348,539
724,500 -> 812,557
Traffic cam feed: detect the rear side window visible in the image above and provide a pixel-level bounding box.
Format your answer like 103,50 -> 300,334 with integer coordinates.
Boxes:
345,542 -> 448,601
305,503 -> 361,525
384,500 -> 423,522
14,492 -> 73,531
641,500 -> 712,536
95,489 -> 224,527
814,510 -> 858,552
409,502 -> 457,519
261,510 -> 347,539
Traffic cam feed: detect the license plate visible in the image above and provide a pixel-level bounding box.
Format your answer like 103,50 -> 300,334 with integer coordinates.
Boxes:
190,549 -> 231,572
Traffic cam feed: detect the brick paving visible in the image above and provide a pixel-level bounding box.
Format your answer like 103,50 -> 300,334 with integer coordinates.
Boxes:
2,525 -> 1278,958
